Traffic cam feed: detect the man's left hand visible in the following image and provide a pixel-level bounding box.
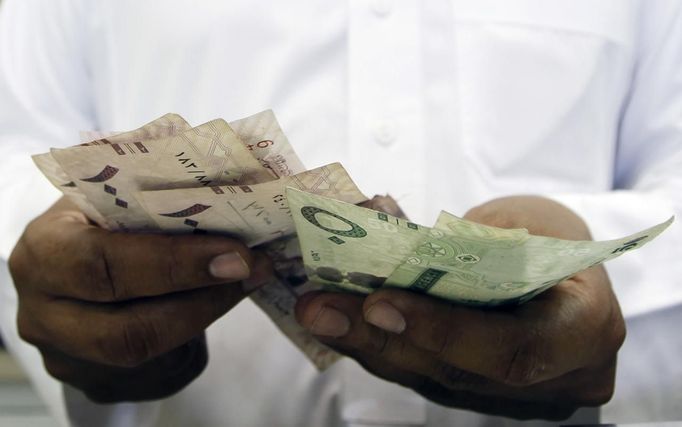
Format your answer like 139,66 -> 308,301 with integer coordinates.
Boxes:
295,196 -> 626,421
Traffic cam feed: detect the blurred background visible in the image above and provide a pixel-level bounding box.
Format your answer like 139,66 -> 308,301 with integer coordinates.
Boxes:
0,348 -> 55,426
0,2 -> 55,425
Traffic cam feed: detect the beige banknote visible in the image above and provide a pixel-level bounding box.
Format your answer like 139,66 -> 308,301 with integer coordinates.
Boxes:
136,163 -> 367,246
288,188 -> 674,305
136,162 -> 365,369
79,130 -> 120,143
33,111 -> 345,370
34,114 -> 192,226
229,110 -> 306,177
50,119 -> 273,230
77,110 -> 304,177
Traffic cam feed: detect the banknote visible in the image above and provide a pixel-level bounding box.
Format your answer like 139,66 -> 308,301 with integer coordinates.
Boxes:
77,113 -> 337,369
288,187 -> 674,305
433,210 -> 530,237
249,270 -> 340,370
393,210 -> 673,305
76,111 -> 304,177
33,113 -> 191,226
79,130 -> 120,143
50,119 -> 273,230
229,110 -> 306,177
33,112 -> 342,370
76,113 -> 191,146
287,187 -> 430,294
136,163 -> 358,369
136,163 -> 368,246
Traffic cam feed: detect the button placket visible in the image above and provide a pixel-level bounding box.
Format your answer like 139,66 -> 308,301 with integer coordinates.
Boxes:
348,0 -> 427,222
372,118 -> 397,146
371,0 -> 393,17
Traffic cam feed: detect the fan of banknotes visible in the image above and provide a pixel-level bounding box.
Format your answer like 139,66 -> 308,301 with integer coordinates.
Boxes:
33,110 -> 673,370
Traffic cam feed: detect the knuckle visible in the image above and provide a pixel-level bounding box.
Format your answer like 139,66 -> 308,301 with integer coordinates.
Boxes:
9,231 -> 44,288
16,310 -> 44,346
502,333 -> 548,386
163,234 -> 183,290
435,364 -> 489,390
419,304 -> 460,358
429,315 -> 460,357
7,242 -> 26,282
18,218 -> 45,253
81,230 -> 120,301
104,311 -> 158,367
376,333 -> 403,358
361,328 -> 392,356
608,313 -> 627,352
572,364 -> 617,407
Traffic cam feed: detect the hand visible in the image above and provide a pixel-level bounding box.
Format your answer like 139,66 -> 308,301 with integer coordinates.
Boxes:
8,197 -> 272,402
296,196 -> 626,420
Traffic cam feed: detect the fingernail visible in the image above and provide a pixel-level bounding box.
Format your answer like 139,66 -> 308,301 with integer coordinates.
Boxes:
365,301 -> 406,334
209,252 -> 250,280
310,307 -> 350,337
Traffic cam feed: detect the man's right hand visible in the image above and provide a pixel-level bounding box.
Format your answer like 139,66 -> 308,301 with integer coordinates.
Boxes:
8,197 -> 271,403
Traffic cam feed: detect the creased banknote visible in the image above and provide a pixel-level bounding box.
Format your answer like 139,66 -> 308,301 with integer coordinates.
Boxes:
136,163 -> 367,246
33,113 -> 191,225
288,187 -> 674,306
34,111 -> 343,369
50,119 -> 273,230
38,109 -> 673,372
229,110 -> 306,177
137,163 -> 367,369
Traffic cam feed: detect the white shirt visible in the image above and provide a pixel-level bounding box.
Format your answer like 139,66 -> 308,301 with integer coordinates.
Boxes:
0,0 -> 681,426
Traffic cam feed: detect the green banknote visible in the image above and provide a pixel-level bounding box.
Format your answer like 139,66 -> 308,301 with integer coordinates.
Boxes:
288,187 -> 674,306
287,187 -> 429,294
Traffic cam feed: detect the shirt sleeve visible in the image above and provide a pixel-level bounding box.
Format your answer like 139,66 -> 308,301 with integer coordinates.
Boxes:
0,1 -> 159,426
548,0 -> 682,317
0,0 -> 95,258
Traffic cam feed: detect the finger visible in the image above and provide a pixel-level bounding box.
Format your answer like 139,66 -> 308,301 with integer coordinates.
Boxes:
361,287 -> 606,386
295,291 -> 489,390
296,292 -> 616,406
328,330 -> 612,407
297,292 -> 507,393
24,214 -> 258,301
39,335 -> 208,402
19,283 -> 244,367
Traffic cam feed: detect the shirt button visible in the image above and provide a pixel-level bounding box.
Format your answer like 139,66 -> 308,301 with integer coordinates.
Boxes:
371,0 -> 393,17
372,119 -> 397,146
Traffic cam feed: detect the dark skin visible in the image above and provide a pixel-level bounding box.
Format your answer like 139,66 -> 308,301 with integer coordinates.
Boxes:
296,195 -> 626,420
8,197 -> 273,403
10,195 -> 625,420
